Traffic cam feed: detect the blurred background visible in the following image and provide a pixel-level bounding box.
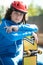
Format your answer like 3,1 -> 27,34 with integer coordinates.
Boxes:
0,0 -> 43,64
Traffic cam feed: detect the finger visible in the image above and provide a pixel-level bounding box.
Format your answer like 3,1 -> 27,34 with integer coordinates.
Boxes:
35,37 -> 38,44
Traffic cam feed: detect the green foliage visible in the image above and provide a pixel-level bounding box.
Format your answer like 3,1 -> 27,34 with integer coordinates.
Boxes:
0,6 -> 4,22
27,3 -> 43,16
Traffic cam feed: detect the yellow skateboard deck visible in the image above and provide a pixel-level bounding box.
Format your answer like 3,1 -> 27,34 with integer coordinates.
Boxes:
23,36 -> 37,65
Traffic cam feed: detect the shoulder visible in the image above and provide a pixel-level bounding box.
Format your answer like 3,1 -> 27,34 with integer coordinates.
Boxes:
1,18 -> 10,26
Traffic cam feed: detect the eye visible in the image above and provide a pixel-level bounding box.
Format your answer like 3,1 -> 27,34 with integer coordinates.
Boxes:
20,13 -> 23,16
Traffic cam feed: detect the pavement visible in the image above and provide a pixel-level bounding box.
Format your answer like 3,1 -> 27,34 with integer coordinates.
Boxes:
37,46 -> 43,63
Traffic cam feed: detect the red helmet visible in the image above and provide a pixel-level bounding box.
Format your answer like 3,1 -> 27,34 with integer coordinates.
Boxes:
11,1 -> 27,13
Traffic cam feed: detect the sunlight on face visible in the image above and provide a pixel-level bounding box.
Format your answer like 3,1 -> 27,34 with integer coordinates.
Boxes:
11,11 -> 24,23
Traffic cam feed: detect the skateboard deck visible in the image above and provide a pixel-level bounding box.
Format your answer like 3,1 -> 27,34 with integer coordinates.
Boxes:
23,36 -> 37,65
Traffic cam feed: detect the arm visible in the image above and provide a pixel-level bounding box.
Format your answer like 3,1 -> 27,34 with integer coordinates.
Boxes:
0,22 -> 33,41
18,24 -> 38,33
0,21 -> 38,41
18,24 -> 39,43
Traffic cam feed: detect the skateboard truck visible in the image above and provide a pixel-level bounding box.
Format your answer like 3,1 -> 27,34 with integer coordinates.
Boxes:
23,50 -> 42,57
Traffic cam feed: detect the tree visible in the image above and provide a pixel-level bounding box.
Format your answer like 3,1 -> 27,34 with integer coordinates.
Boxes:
0,6 -> 4,22
27,3 -> 43,16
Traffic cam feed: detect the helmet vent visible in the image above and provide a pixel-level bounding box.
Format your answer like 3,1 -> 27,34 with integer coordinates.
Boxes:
17,3 -> 19,6
25,5 -> 26,9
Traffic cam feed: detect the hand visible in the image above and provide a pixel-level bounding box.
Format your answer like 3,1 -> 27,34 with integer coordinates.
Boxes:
4,25 -> 18,33
32,32 -> 38,44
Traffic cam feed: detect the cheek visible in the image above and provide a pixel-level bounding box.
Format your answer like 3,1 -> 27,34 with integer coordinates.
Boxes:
11,14 -> 15,20
19,16 -> 23,20
11,12 -> 15,20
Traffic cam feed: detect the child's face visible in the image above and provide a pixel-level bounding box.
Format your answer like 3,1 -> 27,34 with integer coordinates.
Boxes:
11,11 -> 24,23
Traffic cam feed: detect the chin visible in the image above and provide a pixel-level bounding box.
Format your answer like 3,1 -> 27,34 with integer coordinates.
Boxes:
15,21 -> 21,23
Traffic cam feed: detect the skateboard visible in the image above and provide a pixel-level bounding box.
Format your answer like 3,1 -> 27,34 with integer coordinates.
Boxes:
23,36 -> 42,65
